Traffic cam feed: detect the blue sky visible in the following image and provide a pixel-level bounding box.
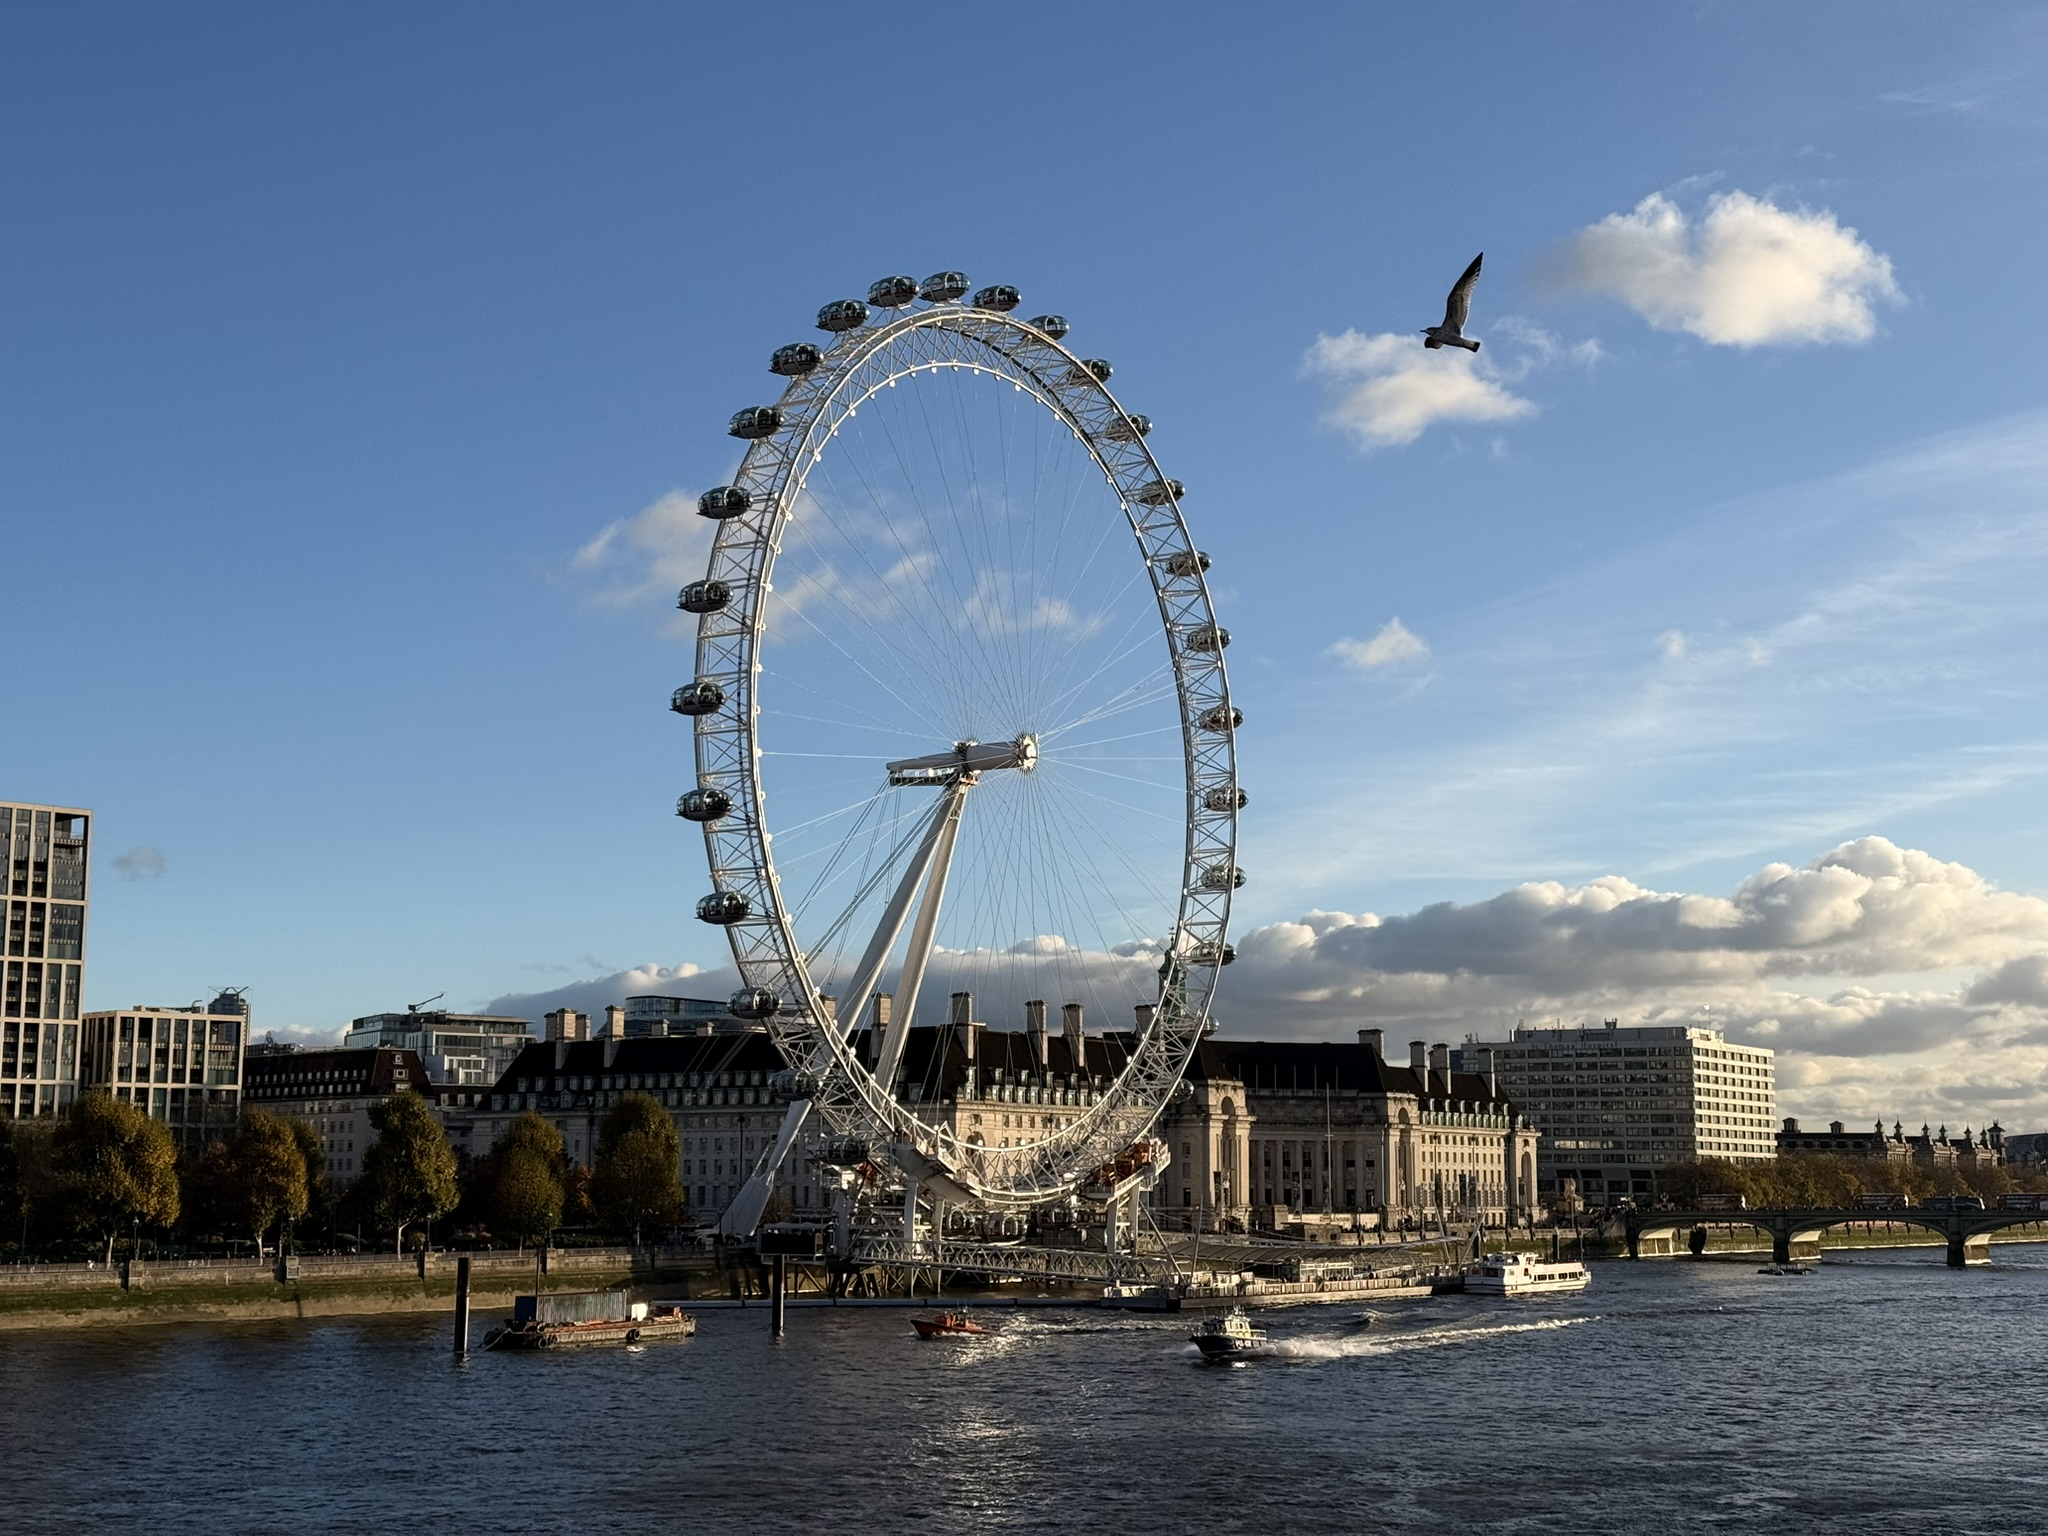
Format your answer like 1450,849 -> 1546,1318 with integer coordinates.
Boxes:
8,4 -> 2048,1123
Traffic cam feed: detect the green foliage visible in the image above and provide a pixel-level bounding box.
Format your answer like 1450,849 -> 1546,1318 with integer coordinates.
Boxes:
591,1092 -> 683,1244
288,1116 -> 333,1238
492,1112 -> 565,1245
361,1091 -> 458,1251
1659,1151 -> 2045,1209
54,1092 -> 180,1262
232,1110 -> 310,1245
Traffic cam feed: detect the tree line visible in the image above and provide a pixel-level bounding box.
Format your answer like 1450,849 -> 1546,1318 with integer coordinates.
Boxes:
1654,1151 -> 2048,1210
0,1089 -> 690,1262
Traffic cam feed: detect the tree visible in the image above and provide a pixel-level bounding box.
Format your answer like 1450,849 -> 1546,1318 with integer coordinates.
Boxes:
287,1116 -> 332,1245
492,1112 -> 566,1248
54,1092 -> 179,1264
591,1093 -> 683,1246
230,1110 -> 310,1254
361,1091 -> 458,1253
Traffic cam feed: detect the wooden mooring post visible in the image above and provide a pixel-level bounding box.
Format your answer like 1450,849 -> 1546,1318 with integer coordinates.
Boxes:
453,1254 -> 472,1359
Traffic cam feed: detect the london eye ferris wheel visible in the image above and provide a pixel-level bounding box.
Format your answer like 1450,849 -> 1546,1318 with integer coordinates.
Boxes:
672,271 -> 1240,1223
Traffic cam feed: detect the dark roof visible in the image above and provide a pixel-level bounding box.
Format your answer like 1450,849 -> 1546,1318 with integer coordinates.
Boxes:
243,1046 -> 428,1101
887,1026 -> 1131,1100
1185,1038 -> 1511,1106
494,1032 -> 789,1090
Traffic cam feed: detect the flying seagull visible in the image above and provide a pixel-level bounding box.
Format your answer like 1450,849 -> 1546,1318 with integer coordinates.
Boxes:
1422,253 -> 1484,352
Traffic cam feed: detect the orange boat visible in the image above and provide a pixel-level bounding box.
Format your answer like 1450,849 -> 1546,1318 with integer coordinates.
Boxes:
912,1311 -> 992,1339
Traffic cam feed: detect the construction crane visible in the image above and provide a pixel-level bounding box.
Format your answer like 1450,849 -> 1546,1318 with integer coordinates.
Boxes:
407,992 -> 445,1014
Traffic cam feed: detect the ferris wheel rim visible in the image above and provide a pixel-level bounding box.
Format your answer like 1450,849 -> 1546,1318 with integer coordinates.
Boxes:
685,294 -> 1237,1207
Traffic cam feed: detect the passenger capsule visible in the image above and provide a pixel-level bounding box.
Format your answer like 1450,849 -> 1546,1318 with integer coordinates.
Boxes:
729,986 -> 782,1020
868,275 -> 918,308
1184,624 -> 1230,654
678,579 -> 732,614
1104,413 -> 1152,441
1197,704 -> 1242,734
1203,786 -> 1248,813
771,343 -> 823,376
677,786 -> 733,822
669,680 -> 725,716
1068,358 -> 1112,384
698,485 -> 752,520
1201,862 -> 1247,891
816,299 -> 869,333
972,284 -> 1020,312
728,406 -> 782,440
1135,478 -> 1184,507
1189,941 -> 1236,967
1029,314 -> 1070,340
920,271 -> 970,303
1166,549 -> 1210,578
696,889 -> 751,925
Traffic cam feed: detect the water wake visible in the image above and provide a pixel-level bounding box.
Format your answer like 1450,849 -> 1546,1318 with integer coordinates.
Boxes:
1189,1314 -> 1594,1365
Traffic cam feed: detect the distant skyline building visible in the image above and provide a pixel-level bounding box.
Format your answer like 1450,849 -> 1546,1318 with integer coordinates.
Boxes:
341,1010 -> 533,1086
622,994 -> 733,1037
1455,1020 -> 1776,1206
2,801 -> 90,1120
80,1002 -> 248,1149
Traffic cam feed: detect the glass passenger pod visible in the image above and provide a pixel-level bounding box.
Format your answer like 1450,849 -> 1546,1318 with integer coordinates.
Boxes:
868,275 -> 918,308
729,986 -> 782,1020
1165,549 -> 1210,578
1189,941 -> 1236,968
728,406 -> 782,440
1202,786 -> 1248,813
698,485 -> 753,520
971,284 -> 1020,312
1135,478 -> 1184,507
1201,863 -> 1247,891
677,787 -> 733,822
1184,624 -> 1230,654
816,300 -> 869,333
678,579 -> 733,614
696,890 -> 751,925
919,271 -> 970,303
669,680 -> 726,716
1068,358 -> 1112,384
1029,314 -> 1070,340
770,343 -> 823,377
1197,704 -> 1242,734
1104,412 -> 1152,442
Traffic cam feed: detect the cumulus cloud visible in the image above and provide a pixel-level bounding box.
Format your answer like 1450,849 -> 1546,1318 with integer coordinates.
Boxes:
1208,837 -> 2048,1126
1304,330 -> 1536,449
1329,618 -> 1430,670
112,846 -> 166,881
485,961 -> 710,1024
1540,189 -> 1901,347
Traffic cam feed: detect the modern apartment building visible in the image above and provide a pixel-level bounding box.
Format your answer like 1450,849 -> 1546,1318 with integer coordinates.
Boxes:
79,999 -> 249,1149
341,1010 -> 533,1086
1,801 -> 90,1119
1454,1020 -> 1776,1206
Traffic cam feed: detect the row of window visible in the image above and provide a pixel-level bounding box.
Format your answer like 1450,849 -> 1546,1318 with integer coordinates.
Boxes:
0,1020 -> 77,1082
2,961 -> 82,1021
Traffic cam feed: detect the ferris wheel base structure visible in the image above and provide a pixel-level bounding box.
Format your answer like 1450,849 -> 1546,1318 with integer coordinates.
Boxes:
680,270 -> 1239,1239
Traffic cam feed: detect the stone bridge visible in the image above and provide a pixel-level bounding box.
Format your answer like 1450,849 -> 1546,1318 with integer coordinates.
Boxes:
1622,1207 -> 2048,1267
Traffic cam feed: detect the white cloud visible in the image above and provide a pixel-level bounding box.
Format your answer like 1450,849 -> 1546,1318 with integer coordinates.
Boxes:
1304,330 -> 1536,450
1329,618 -> 1430,670
1211,837 -> 2048,1125
566,490 -> 715,629
1541,189 -> 1901,347
112,846 -> 166,881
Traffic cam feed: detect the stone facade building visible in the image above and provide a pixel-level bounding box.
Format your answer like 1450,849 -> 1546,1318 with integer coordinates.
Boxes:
243,1045 -> 429,1181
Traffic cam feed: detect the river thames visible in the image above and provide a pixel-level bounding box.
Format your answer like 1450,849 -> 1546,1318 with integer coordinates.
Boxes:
3,1244 -> 2043,1534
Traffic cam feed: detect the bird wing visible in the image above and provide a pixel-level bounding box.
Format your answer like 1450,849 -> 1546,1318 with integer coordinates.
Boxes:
1442,252 -> 1483,332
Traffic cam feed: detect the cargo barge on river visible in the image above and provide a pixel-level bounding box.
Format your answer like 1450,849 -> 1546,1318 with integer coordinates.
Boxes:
484,1289 -> 696,1350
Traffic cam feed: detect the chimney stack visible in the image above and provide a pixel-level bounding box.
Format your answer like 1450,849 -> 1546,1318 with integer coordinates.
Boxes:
818,993 -> 838,1025
867,993 -> 892,1068
602,1037 -> 619,1070
1409,1040 -> 1427,1080
1429,1042 -> 1451,1097
950,992 -> 981,1061
1063,1003 -> 1086,1076
1358,1027 -> 1384,1062
1133,1002 -> 1156,1033
604,1004 -> 627,1040
553,1039 -> 569,1071
950,991 -> 973,1027
545,1007 -> 590,1042
1026,1000 -> 1049,1069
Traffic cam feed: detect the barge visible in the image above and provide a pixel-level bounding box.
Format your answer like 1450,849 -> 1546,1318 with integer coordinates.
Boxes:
484,1289 -> 696,1351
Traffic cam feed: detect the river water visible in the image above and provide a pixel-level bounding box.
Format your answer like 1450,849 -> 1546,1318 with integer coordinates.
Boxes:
3,1243 -> 2044,1535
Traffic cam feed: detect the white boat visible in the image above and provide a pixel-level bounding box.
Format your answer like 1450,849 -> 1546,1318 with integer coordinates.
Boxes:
1465,1251 -> 1590,1297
